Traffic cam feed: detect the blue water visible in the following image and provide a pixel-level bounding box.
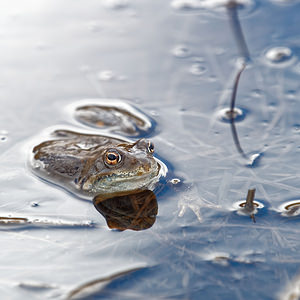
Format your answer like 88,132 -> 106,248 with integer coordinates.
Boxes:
0,0 -> 300,299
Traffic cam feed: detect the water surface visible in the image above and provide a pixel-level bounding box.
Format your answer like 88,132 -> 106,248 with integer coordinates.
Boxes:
0,0 -> 300,299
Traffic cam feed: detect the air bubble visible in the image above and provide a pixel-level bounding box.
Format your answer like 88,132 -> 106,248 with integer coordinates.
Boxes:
264,46 -> 295,67
0,130 -> 8,142
32,161 -> 42,170
278,200 -> 300,217
266,47 -> 292,62
172,45 -> 190,58
98,70 -> 114,81
150,110 -> 159,116
251,89 -> 263,98
286,90 -> 296,99
169,178 -> 181,185
216,107 -> 245,123
246,152 -> 263,167
189,63 -> 207,75
208,75 -> 217,82
293,124 -> 300,133
194,56 -> 205,62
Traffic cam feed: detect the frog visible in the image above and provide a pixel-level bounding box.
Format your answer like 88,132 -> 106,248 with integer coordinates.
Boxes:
31,129 -> 162,198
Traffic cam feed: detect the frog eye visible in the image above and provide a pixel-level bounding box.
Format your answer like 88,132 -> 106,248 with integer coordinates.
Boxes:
148,142 -> 154,154
105,150 -> 121,166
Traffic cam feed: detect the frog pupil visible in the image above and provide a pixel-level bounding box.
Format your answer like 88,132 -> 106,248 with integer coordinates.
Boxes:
108,153 -> 117,161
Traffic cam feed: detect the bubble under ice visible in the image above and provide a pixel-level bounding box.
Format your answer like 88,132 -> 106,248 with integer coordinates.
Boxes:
97,70 -> 115,81
189,63 -> 207,75
264,46 -> 295,67
172,45 -> 190,58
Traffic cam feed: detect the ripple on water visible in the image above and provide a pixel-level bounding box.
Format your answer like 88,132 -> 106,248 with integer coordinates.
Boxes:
216,107 -> 246,123
264,46 -> 296,67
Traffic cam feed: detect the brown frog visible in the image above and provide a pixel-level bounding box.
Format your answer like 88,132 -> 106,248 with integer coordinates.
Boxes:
32,130 -> 161,198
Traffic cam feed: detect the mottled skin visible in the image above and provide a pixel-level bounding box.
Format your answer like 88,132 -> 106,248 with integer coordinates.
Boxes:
32,130 -> 160,197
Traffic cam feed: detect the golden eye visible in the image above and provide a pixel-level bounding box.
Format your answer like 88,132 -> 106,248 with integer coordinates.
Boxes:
148,142 -> 154,154
105,150 -> 121,166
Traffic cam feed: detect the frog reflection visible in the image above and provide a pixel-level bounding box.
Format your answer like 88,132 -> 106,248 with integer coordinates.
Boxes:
74,103 -> 154,137
93,190 -> 157,231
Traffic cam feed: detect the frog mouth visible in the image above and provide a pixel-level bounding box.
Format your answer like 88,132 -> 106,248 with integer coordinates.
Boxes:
81,162 -> 161,194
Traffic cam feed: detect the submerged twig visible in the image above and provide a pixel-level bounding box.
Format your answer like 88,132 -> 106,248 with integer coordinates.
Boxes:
226,1 -> 250,160
226,2 -> 250,62
245,188 -> 256,211
229,62 -> 248,159
245,188 -> 256,223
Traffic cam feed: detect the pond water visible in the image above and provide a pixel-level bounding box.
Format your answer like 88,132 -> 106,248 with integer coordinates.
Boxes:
0,0 -> 300,299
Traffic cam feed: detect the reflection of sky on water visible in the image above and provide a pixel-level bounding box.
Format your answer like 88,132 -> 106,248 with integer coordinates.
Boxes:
0,0 -> 299,298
